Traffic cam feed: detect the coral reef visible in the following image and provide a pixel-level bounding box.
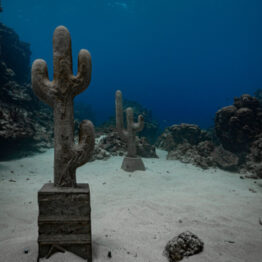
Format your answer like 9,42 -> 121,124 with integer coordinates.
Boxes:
164,231 -> 204,262
215,94 -> 262,177
0,23 -> 53,158
157,123 -> 239,170
32,26 -> 94,187
215,94 -> 262,152
157,94 -> 262,177
156,123 -> 211,151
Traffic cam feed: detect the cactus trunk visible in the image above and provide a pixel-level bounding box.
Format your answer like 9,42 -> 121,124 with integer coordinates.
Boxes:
53,98 -> 75,186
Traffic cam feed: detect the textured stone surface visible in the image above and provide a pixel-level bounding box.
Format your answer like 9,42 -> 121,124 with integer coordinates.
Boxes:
164,231 -> 204,262
215,94 -> 262,152
38,183 -> 92,261
156,123 -> 211,151
158,123 -> 235,170
211,145 -> 239,170
245,134 -> 262,178
213,94 -> 262,177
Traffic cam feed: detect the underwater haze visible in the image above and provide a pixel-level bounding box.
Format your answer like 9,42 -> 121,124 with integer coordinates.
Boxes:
1,0 -> 262,128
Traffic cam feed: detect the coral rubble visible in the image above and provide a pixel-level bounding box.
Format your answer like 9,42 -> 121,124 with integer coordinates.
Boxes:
164,231 -> 204,262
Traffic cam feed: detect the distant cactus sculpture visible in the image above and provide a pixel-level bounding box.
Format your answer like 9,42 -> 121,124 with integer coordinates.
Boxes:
115,90 -> 145,171
32,26 -> 95,187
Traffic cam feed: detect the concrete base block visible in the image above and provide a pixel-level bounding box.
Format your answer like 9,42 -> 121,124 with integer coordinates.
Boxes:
37,183 -> 92,261
121,156 -> 146,172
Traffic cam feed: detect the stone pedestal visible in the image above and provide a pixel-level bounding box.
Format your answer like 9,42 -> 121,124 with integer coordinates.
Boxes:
121,156 -> 146,172
37,183 -> 92,261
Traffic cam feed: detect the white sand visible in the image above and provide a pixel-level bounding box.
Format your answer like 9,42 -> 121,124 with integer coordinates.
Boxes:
0,149 -> 261,262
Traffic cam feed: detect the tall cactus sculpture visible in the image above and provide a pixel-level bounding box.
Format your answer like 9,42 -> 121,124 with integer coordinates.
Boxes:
32,26 -> 95,187
32,26 -> 94,261
115,90 -> 146,171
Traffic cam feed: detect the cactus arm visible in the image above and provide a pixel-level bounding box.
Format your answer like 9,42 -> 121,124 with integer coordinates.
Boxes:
31,59 -> 56,108
55,120 -> 94,187
72,120 -> 95,167
71,49 -> 92,97
133,115 -> 144,132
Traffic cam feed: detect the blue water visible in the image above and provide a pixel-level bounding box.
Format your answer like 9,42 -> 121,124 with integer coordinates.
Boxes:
1,0 -> 262,128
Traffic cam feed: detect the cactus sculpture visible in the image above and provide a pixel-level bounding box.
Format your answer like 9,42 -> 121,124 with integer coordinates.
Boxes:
31,26 -> 95,187
115,90 -> 146,171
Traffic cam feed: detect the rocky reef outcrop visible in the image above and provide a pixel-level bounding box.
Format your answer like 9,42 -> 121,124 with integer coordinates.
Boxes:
215,94 -> 262,152
215,94 -> 262,177
156,123 -> 211,151
156,123 -> 239,170
0,23 -> 53,158
157,94 -> 262,178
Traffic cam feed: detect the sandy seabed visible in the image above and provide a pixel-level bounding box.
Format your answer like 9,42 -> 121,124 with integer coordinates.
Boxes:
0,149 -> 261,262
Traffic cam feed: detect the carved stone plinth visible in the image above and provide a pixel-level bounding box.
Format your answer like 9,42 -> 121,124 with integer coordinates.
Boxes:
37,183 -> 92,261
121,156 -> 146,172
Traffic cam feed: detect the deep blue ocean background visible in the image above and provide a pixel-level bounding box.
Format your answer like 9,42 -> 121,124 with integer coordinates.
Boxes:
1,0 -> 262,129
